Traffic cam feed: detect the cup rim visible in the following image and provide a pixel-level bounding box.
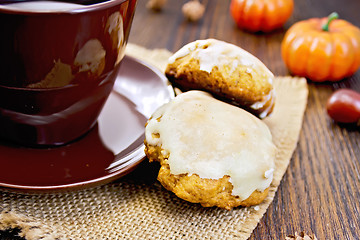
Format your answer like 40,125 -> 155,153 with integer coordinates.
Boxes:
0,0 -> 128,15
0,83 -> 77,92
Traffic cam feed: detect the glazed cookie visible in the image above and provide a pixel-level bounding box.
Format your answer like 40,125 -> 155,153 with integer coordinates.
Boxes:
144,91 -> 276,210
165,39 -> 275,118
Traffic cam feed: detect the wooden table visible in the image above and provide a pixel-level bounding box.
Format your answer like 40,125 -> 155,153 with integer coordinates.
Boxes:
1,0 -> 359,239
128,0 -> 360,239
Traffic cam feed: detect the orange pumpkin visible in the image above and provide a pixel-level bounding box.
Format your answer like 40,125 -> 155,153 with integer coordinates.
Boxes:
230,0 -> 294,32
281,13 -> 360,82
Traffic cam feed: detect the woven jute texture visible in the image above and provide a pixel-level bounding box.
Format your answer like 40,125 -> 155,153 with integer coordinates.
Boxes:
0,43 -> 308,240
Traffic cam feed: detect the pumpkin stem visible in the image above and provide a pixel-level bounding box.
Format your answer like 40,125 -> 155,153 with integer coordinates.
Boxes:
322,12 -> 339,31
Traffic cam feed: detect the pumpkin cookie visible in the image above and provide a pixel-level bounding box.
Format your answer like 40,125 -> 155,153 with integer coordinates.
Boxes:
144,91 -> 276,210
165,39 -> 275,118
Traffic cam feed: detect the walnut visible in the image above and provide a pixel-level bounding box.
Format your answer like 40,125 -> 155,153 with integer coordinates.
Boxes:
146,0 -> 167,11
286,232 -> 318,240
182,0 -> 205,22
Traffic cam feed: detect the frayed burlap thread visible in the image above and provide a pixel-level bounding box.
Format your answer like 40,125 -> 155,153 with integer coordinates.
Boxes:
0,211 -> 61,240
0,43 -> 308,240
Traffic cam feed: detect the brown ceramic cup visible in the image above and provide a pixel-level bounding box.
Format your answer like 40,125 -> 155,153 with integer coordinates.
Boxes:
0,0 -> 137,146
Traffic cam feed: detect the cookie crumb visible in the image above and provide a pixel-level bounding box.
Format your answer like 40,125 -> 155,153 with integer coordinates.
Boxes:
286,232 -> 318,240
182,0 -> 205,22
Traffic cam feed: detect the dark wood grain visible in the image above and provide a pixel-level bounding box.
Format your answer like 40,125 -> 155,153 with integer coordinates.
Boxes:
1,0 -> 359,239
129,0 -> 360,239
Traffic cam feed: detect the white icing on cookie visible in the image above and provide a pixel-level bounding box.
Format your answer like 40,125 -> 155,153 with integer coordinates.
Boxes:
168,39 -> 275,116
168,38 -> 273,79
145,90 -> 276,201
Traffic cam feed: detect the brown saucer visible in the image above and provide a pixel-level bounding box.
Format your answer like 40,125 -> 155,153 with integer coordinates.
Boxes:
0,55 -> 174,193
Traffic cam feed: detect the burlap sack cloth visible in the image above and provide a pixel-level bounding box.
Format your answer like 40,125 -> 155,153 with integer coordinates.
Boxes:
0,44 -> 308,240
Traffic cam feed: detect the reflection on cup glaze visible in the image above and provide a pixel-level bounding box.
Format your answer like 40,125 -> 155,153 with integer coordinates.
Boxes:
74,39 -> 106,77
27,39 -> 107,89
27,60 -> 74,88
106,12 -> 125,65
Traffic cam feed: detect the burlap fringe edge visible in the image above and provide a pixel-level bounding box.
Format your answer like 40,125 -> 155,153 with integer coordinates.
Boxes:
0,211 -> 61,240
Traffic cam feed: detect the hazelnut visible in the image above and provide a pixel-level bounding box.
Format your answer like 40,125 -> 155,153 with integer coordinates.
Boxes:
146,0 -> 167,11
182,0 -> 205,22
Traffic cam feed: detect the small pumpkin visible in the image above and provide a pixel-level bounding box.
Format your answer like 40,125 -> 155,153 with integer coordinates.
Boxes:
281,13 -> 360,82
230,0 -> 294,32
